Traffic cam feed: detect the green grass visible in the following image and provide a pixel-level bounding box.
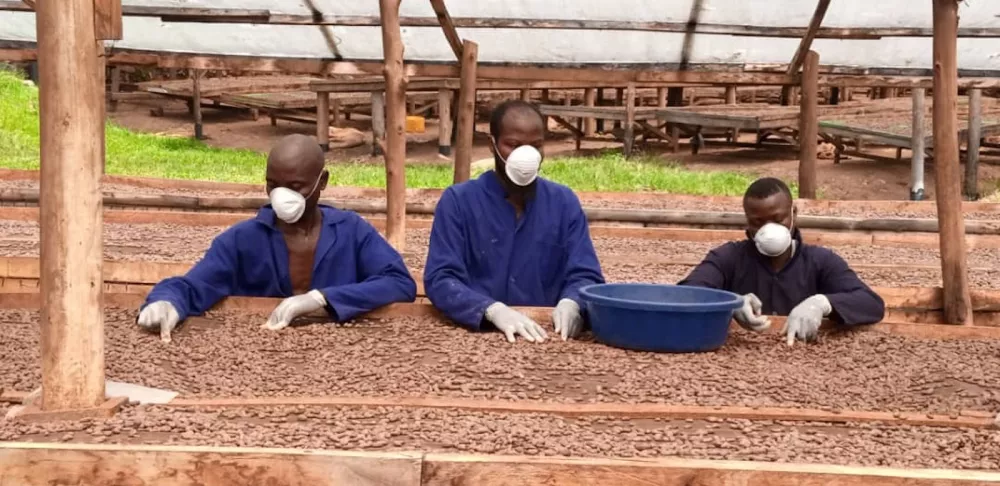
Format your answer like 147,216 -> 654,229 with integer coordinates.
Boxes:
0,67 -> 775,195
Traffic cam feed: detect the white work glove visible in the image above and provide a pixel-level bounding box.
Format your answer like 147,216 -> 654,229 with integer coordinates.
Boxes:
263,290 -> 327,331
485,302 -> 548,343
782,294 -> 832,346
733,293 -> 771,332
552,298 -> 584,340
137,301 -> 181,343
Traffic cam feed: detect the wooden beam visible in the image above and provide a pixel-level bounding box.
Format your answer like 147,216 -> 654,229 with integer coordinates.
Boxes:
933,0 -> 972,325
0,443 -> 423,486
453,40 -> 478,184
965,88 -> 982,200
623,83 -> 636,157
798,51 -> 819,199
421,454 -> 1000,486
428,0 -> 463,61
35,0 -> 106,412
911,88 -> 927,200
379,0 -> 408,253
782,0 -> 831,105
317,91 -> 330,152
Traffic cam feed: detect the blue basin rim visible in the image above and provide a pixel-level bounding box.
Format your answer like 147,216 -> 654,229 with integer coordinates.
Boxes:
579,283 -> 743,313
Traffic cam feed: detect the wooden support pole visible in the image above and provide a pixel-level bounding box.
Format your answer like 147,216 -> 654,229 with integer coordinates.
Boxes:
911,88 -> 927,201
379,0 -> 408,252
583,88 -> 596,136
519,89 -> 530,101
932,0 -> 971,325
316,91 -> 330,152
93,0 -> 123,41
596,88 -> 605,133
371,91 -> 386,157
191,70 -> 203,140
437,89 -> 453,157
613,88 -> 624,130
453,39 -> 478,184
657,87 -> 668,107
965,88 -> 982,200
108,65 -> 120,112
623,83 -> 636,158
428,0 -> 463,60
798,51 -> 820,199
783,0 -> 831,105
331,98 -> 341,128
35,0 -> 105,411
725,85 -> 737,105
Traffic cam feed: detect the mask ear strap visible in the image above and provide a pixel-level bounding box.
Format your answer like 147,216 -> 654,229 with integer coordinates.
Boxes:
490,137 -> 506,163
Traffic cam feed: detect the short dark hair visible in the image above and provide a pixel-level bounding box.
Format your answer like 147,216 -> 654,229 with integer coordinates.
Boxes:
743,177 -> 792,203
489,100 -> 545,139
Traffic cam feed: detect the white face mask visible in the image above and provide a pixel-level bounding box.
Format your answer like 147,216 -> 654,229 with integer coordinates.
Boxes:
754,222 -> 793,257
493,138 -> 542,187
269,175 -> 322,224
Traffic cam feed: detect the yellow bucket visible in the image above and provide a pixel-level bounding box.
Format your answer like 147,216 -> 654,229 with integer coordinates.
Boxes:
405,116 -> 426,134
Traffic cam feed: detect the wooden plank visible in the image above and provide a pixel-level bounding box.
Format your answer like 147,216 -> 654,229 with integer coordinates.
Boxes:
782,0 -> 831,105
933,0 -> 972,325
911,88 -> 927,199
316,91 -> 330,152
93,0 -> 122,40
657,109 -> 762,130
421,454 -> 1000,486
454,40 -> 478,184
818,75 -> 1000,90
35,0 -> 106,411
799,50 -> 820,199
428,0 -> 463,61
380,0 -> 407,253
966,89 -> 982,200
0,443 -> 422,486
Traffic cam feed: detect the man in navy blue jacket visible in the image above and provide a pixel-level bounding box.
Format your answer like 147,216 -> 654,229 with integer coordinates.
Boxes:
424,101 -> 605,343
137,134 -> 416,342
680,177 -> 884,345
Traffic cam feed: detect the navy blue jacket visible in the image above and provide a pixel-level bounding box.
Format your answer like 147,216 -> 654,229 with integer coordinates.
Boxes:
143,205 -> 417,322
679,230 -> 885,326
424,171 -> 605,329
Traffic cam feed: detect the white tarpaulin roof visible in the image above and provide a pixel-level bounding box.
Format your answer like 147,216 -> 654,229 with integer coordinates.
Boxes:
2,0 -> 999,74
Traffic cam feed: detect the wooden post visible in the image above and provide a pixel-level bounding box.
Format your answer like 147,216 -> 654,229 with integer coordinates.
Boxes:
108,65 -> 120,112
428,0 -> 463,60
191,70 -> 203,140
725,86 -> 737,105
965,89 -> 982,200
583,88 -> 596,136
623,83 -> 636,158
437,89 -> 453,156
36,0 -> 105,411
910,88 -> 926,201
519,89 -> 530,102
371,91 -> 386,157
454,39 -> 478,184
932,0 -> 971,325
614,88 -> 624,130
379,0 -> 408,252
798,51 -> 819,199
316,91 -> 330,152
783,0 -> 831,105
657,88 -> 667,107
331,98 -> 341,127
596,88 -> 606,133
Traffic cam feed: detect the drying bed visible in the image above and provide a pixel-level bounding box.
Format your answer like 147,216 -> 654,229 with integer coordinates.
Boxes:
2,309 -> 998,414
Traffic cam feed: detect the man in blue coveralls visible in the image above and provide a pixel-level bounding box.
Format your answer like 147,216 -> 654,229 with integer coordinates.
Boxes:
424,100 -> 605,343
137,134 -> 417,342
680,177 -> 885,345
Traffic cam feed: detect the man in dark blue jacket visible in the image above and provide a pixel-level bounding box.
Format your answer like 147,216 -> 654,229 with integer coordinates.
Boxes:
680,177 -> 884,345
424,101 -> 605,343
137,134 -> 416,342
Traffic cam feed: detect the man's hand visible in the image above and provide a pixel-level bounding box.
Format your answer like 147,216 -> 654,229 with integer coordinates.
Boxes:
782,294 -> 832,346
485,302 -> 547,343
137,301 -> 181,343
552,299 -> 583,340
264,290 -> 327,331
733,293 -> 771,332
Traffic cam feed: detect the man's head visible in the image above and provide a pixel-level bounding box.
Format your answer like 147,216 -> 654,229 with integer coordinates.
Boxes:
743,177 -> 795,237
266,134 -> 328,223
489,100 -> 546,191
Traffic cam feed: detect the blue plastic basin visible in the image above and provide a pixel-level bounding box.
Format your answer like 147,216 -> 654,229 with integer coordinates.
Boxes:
579,283 -> 743,353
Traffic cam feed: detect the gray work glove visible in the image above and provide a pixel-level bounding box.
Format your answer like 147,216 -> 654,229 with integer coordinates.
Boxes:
782,294 -> 832,346
733,293 -> 771,332
263,290 -> 327,331
485,302 -> 547,343
137,301 -> 181,343
552,298 -> 584,340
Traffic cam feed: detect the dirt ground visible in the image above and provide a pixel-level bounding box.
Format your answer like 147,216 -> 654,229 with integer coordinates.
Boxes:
108,97 -> 1000,201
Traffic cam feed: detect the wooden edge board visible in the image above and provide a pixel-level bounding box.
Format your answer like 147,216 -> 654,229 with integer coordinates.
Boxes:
4,169 -> 1000,214
1,442 -> 998,486
1,293 -> 999,340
